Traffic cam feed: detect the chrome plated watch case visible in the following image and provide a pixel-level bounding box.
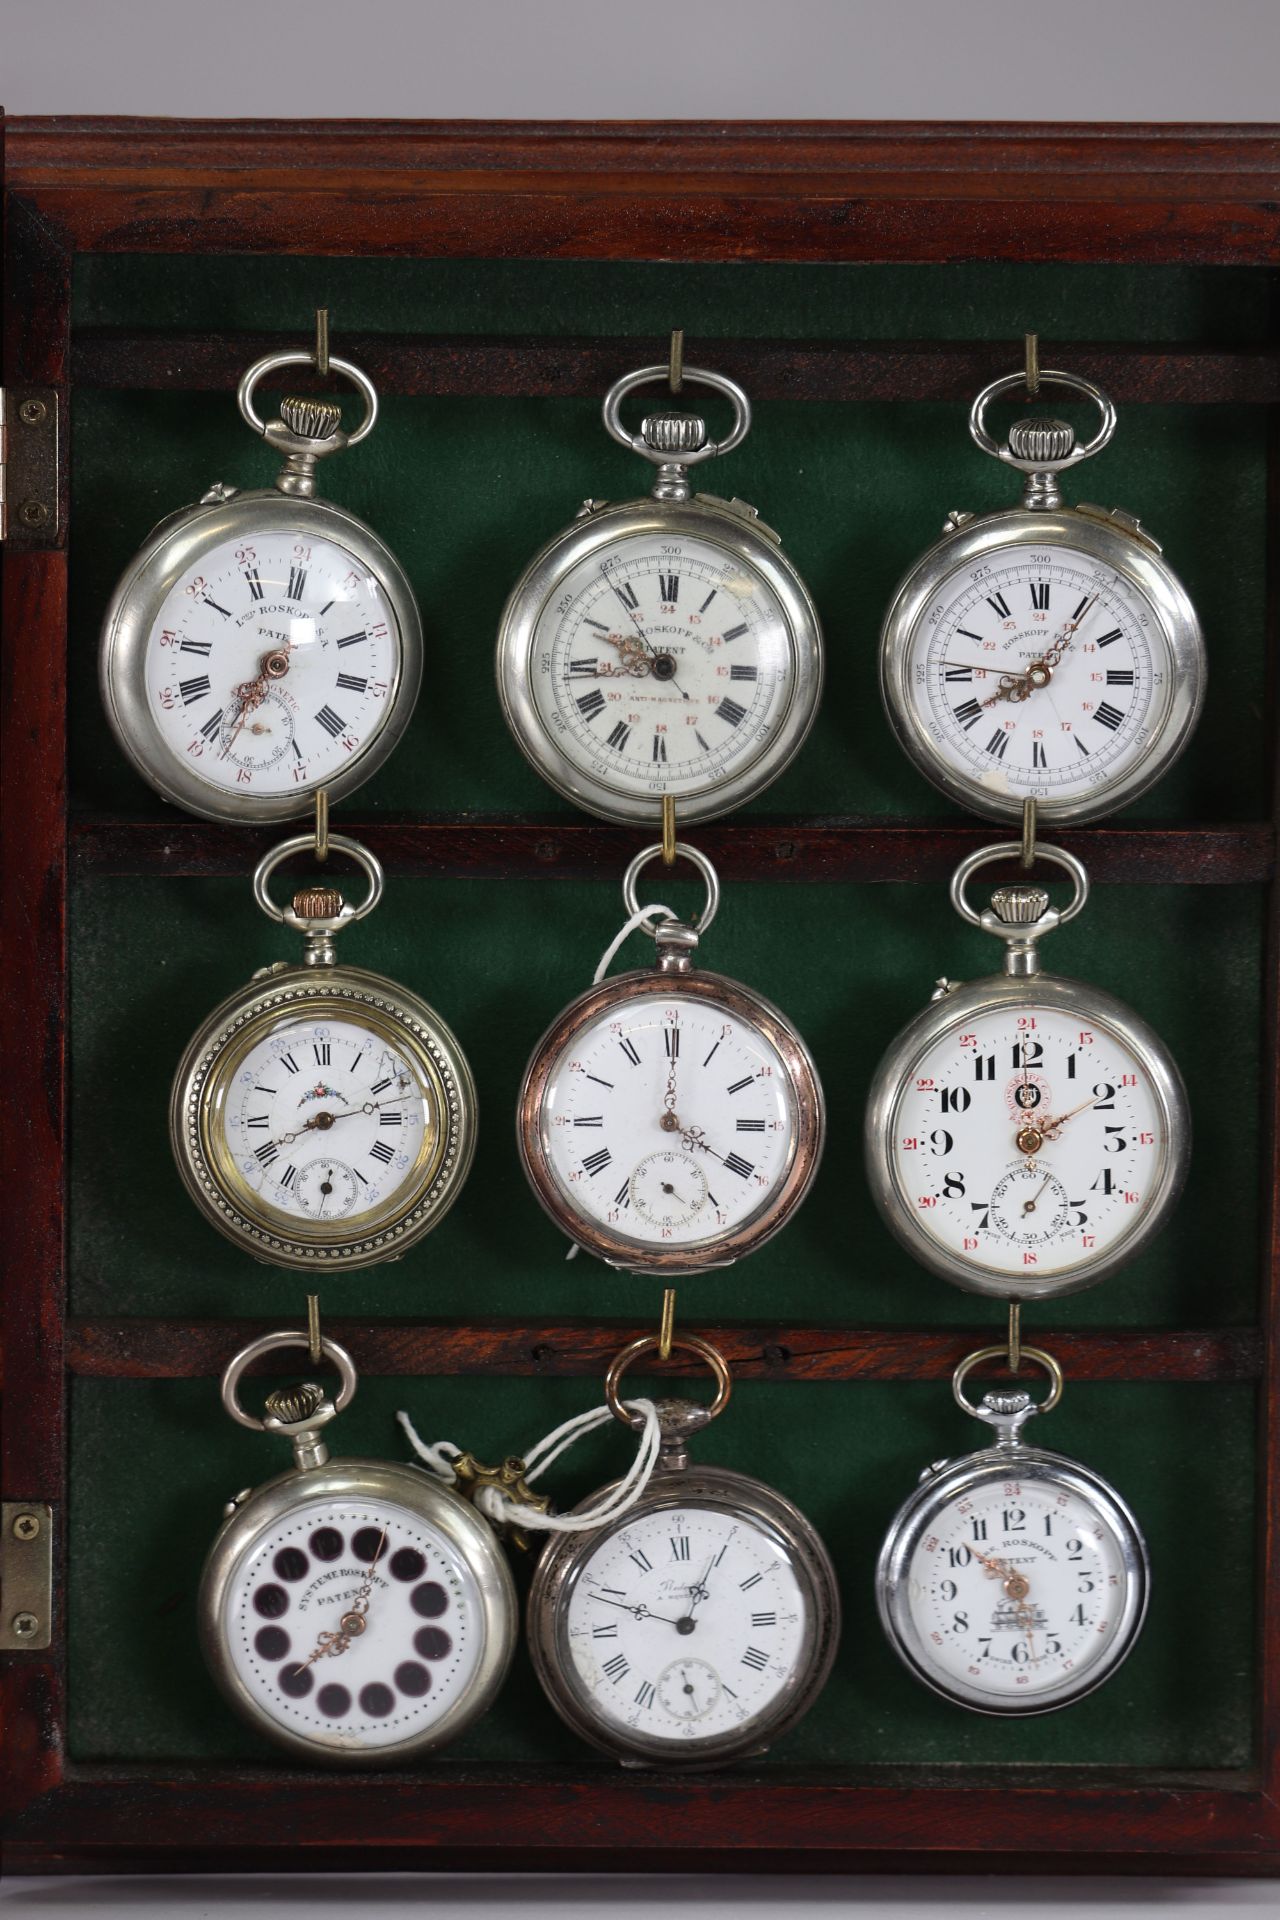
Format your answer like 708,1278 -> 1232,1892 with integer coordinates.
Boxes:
879,368 -> 1205,825
100,349 -> 423,824
496,362 -> 823,824
864,845 -> 1190,1301
527,1378 -> 840,1769
171,836 -> 476,1271
200,1331 -> 517,1766
877,1372 -> 1149,1717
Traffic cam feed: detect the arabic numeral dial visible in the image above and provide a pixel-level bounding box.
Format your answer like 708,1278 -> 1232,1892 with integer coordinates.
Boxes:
890,1004 -> 1168,1288
900,1470 -> 1140,1706
562,1504 -> 809,1746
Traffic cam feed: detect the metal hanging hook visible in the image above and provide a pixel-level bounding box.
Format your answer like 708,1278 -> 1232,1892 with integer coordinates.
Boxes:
314,787 -> 330,864
661,794 -> 677,867
1020,797 -> 1037,871
1008,1301 -> 1022,1374
659,1288 -> 677,1362
315,307 -> 331,379
1024,330 -> 1040,399
668,328 -> 684,394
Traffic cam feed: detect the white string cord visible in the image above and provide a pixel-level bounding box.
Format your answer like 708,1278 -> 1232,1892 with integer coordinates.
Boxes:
592,904 -> 676,985
396,1396 -> 663,1536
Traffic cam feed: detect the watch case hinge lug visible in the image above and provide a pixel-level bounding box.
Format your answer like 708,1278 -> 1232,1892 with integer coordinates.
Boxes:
0,389 -> 60,546
1,1502 -> 54,1649
1075,501 -> 1163,554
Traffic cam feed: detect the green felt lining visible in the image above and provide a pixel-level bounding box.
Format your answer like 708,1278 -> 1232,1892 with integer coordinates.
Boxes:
67,1376 -> 1255,1771
62,254 -> 1275,1776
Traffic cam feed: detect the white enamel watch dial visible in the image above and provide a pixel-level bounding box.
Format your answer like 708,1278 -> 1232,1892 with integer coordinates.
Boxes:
141,529 -> 402,800
528,1391 -> 840,1768
519,969 -> 824,1273
101,352 -> 422,824
879,368 -> 1204,825
222,1492 -> 485,1752
171,836 -> 476,1271
892,1003 -> 1166,1288
877,1384 -> 1149,1716
497,362 -> 822,824
201,1335 -> 517,1765
865,851 -> 1190,1301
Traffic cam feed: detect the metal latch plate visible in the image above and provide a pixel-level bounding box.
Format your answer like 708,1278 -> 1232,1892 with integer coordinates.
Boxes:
1,1502 -> 54,1649
0,389 -> 60,544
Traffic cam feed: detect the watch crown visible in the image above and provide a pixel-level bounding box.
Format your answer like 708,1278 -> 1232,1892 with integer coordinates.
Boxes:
1008,417 -> 1075,465
641,410 -> 707,457
264,1382 -> 326,1425
292,885 -> 345,920
982,1388 -> 1034,1416
280,395 -> 343,442
989,884 -> 1050,926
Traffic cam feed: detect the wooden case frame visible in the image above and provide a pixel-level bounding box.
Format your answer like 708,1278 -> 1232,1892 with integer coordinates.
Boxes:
2,117 -> 1279,1876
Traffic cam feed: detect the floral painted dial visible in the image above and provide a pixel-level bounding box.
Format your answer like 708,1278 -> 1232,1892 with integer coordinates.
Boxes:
561,1503 -> 809,1750
891,1005 -> 1166,1288
898,1465 -> 1141,1709
211,1014 -> 437,1234
144,530 -> 401,800
530,535 -> 799,803
903,546 -> 1173,809
535,991 -> 799,1253
224,1494 -> 482,1753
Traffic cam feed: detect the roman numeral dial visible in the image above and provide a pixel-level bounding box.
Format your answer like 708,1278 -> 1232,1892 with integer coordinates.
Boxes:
528,986 -> 816,1258
901,543 -> 1181,816
559,1501 -> 813,1749
523,526 -> 816,812
141,529 -> 404,803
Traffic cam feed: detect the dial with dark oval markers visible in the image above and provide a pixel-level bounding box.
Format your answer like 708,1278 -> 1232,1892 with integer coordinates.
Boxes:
395,1660 -> 431,1697
389,1546 -> 426,1582
351,1526 -> 386,1564
278,1661 -> 314,1698
414,1625 -> 452,1660
360,1682 -> 394,1718
254,1625 -> 290,1661
253,1583 -> 289,1619
309,1527 -> 344,1562
273,1546 -> 309,1582
317,1682 -> 351,1718
411,1581 -> 448,1618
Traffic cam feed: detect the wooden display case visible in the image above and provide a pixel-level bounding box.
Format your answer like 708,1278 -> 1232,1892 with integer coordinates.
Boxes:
2,117 -> 1279,1875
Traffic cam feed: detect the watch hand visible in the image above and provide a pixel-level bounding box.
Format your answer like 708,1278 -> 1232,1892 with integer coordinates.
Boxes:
221,643 -> 296,757
602,569 -> 691,701
591,1595 -> 687,1628
981,594 -> 1100,708
271,1095 -> 404,1148
292,1526 -> 386,1671
1038,1094 -> 1102,1134
686,1555 -> 716,1613
1015,1093 -> 1102,1156
1021,1171 -> 1054,1216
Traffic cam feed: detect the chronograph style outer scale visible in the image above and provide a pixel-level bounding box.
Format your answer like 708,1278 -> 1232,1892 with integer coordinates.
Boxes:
100,486 -> 423,824
527,1406 -> 840,1768
879,507 -> 1204,825
201,1459 -> 517,1767
876,1421 -> 1149,1718
171,961 -> 476,1271
864,968 -> 1190,1302
495,496 -> 823,823
517,963 -> 825,1274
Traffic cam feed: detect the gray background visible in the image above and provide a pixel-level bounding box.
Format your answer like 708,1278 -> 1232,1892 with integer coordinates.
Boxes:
3,0 -> 1279,1911
4,0 -> 1280,121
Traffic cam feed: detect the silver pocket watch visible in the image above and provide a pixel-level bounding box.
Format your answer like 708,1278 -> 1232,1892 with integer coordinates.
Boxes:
171,834 -> 476,1271
864,842 -> 1190,1301
879,363 -> 1205,824
496,356 -> 824,823
527,1333 -> 840,1768
100,346 -> 423,822
517,844 -> 825,1275
200,1328 -> 517,1765
877,1346 -> 1149,1716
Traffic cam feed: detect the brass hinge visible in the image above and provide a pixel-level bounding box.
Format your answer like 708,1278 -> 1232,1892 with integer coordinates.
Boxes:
1,1502 -> 54,1649
0,388 -> 60,543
